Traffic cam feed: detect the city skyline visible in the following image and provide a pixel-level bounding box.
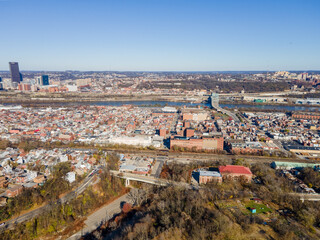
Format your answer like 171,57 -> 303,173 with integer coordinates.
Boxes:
2,1 -> 320,239
0,0 -> 320,71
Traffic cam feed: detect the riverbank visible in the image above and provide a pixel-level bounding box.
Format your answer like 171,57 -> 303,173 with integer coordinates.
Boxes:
220,100 -> 316,108
3,100 -> 320,112
220,103 -> 320,112
1,100 -> 210,109
1,91 -> 320,112
0,92 -> 205,104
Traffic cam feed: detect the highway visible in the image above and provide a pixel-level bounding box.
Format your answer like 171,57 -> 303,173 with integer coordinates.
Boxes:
0,169 -> 99,231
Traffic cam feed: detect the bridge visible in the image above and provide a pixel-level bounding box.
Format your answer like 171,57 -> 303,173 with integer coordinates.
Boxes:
110,171 -> 195,189
112,172 -> 320,202
210,93 -> 240,122
289,193 -> 320,202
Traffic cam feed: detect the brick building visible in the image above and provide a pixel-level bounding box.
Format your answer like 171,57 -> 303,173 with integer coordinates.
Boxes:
159,128 -> 166,137
184,128 -> 195,138
199,170 -> 222,184
292,114 -> 320,120
170,136 -> 224,151
6,185 -> 23,198
219,165 -> 253,182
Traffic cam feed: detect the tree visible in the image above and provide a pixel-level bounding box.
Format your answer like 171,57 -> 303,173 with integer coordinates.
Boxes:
127,188 -> 146,206
53,162 -> 72,178
105,153 -> 119,171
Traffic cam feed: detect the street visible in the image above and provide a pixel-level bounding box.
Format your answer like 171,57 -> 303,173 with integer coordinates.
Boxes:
68,193 -> 130,240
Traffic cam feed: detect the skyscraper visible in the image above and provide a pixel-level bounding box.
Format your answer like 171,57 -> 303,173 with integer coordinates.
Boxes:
42,75 -> 49,85
9,62 -> 22,83
36,75 -> 49,86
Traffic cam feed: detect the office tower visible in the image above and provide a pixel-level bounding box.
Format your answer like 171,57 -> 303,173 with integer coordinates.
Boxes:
9,62 -> 23,83
42,75 -> 49,85
36,75 -> 49,86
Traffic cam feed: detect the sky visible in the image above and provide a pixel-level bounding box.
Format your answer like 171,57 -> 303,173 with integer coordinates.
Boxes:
0,0 -> 319,71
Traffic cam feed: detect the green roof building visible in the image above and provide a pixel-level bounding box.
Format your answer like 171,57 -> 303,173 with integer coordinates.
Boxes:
271,161 -> 320,170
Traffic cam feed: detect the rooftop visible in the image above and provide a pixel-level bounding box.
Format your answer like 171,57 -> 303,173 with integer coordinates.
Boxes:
219,165 -> 252,175
199,170 -> 221,177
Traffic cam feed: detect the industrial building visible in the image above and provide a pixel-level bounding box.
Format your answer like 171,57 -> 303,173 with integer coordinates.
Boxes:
170,136 -> 224,151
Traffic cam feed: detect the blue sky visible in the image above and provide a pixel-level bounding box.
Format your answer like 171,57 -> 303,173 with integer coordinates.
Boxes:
0,0 -> 319,71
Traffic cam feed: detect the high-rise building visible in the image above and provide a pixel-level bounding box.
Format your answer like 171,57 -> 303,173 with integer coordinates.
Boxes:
36,75 -> 49,86
9,62 -> 22,83
42,75 -> 49,85
36,76 -> 41,85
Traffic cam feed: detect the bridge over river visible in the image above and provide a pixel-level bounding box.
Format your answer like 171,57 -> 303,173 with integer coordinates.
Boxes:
210,93 -> 240,122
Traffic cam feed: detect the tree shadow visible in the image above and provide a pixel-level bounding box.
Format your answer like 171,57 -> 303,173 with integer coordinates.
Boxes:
120,201 -> 127,209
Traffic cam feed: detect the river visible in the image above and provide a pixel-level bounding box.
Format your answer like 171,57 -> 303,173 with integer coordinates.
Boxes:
3,101 -> 319,111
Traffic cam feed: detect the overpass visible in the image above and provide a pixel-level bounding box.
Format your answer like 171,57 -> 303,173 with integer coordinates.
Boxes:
110,171 -> 195,189
210,93 -> 240,122
289,193 -> 320,202
113,171 -> 320,203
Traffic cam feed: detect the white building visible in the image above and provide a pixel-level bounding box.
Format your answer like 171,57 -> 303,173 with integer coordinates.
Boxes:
67,85 -> 78,92
162,106 -> 177,113
108,135 -> 153,147
60,155 -> 68,162
65,172 -> 76,183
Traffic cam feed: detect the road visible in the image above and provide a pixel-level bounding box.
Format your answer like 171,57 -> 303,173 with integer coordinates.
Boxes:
210,95 -> 240,122
111,171 -> 196,190
114,172 -> 320,203
0,149 -> 311,231
150,156 -> 167,178
0,169 -> 99,231
68,193 -> 130,240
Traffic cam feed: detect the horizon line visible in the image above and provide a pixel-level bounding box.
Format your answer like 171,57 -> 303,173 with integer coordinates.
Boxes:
1,69 -> 320,73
